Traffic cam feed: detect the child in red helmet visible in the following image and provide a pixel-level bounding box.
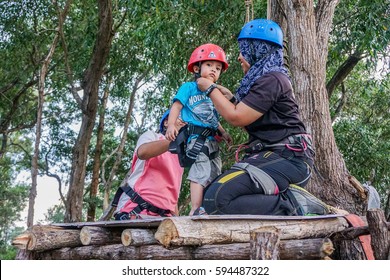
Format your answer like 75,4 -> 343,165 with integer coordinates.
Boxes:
166,43 -> 233,216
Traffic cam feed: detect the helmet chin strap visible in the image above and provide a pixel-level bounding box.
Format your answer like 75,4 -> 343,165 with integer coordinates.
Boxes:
194,62 -> 202,80
194,72 -> 201,80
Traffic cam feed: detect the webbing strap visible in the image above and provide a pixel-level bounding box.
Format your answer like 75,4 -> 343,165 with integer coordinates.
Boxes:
186,135 -> 207,160
112,185 -> 171,217
232,162 -> 279,195
246,134 -> 314,158
169,124 -> 219,167
344,214 -> 375,260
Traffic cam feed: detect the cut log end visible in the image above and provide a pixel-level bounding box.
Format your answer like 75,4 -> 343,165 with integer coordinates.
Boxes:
154,219 -> 179,247
80,227 -> 92,245
121,229 -> 132,246
12,233 -> 31,250
321,238 -> 335,257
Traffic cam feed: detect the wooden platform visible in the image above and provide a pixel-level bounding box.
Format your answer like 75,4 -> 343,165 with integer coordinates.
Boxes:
13,210 -> 389,260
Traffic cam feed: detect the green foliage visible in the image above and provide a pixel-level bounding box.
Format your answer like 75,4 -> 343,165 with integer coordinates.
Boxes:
0,155 -> 29,258
43,204 -> 65,223
1,0 -> 389,227
0,226 -> 24,260
330,0 -> 390,67
328,0 -> 389,210
333,73 -> 390,206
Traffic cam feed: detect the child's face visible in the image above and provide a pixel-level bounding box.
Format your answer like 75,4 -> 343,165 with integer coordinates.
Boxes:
198,60 -> 223,83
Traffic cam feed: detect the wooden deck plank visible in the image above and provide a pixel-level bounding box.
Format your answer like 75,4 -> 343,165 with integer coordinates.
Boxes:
190,214 -> 344,221
51,214 -> 344,229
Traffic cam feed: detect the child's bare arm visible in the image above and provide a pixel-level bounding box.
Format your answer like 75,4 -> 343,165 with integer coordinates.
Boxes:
217,123 -> 233,145
166,101 -> 183,141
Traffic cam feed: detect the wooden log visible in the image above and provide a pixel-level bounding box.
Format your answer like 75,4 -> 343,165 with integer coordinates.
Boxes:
155,216 -> 349,248
12,233 -> 31,250
333,215 -> 370,260
121,228 -> 157,246
12,225 -> 81,252
52,217 -> 164,229
15,249 -> 39,260
279,238 -> 334,260
367,209 -> 390,260
348,175 -> 367,199
80,226 -> 122,245
331,225 -> 370,240
35,244 -> 189,260
34,238 -> 333,260
250,226 -> 280,260
194,238 -> 334,260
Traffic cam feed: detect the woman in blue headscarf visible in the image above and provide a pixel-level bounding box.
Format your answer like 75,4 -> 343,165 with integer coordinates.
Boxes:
196,19 -> 315,215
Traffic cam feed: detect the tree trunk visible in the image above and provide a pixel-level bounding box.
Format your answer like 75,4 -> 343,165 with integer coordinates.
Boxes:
65,0 -> 114,222
366,209 -> 390,260
28,2 -> 67,227
102,75 -> 140,210
278,0 -> 366,215
87,83 -> 109,221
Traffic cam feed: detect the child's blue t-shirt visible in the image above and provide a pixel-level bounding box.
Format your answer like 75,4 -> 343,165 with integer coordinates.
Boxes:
173,81 -> 219,130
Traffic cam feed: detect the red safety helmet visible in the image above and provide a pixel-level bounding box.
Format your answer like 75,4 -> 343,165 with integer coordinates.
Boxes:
187,43 -> 229,73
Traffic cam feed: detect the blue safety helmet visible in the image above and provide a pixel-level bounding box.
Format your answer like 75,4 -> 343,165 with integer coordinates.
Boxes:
159,110 -> 170,133
238,19 -> 283,48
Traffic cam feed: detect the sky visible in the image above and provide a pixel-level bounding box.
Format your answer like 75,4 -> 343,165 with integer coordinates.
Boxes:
17,172 -> 61,227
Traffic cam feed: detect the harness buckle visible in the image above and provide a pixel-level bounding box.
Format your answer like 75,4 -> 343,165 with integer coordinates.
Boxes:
245,140 -> 264,153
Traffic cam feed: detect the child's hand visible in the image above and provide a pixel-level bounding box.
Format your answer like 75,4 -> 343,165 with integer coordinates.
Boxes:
221,132 -> 233,146
196,77 -> 214,92
165,124 -> 178,141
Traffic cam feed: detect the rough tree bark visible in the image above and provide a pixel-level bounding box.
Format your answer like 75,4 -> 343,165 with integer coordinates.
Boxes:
269,0 -> 366,214
65,0 -> 114,222
87,82 -> 109,221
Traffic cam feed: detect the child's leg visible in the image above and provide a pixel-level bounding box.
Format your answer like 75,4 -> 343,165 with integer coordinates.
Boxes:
189,181 -> 204,215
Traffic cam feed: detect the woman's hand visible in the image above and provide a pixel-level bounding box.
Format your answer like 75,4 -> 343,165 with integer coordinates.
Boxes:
217,85 -> 234,101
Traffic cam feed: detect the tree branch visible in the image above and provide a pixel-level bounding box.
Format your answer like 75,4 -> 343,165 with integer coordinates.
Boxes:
44,148 -> 66,205
331,82 -> 347,124
326,50 -> 365,99
56,0 -> 82,107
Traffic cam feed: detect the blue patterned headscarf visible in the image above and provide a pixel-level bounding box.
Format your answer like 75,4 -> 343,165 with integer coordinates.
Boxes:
235,39 -> 289,101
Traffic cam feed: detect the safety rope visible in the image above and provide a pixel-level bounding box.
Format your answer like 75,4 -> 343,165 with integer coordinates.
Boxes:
245,0 -> 254,23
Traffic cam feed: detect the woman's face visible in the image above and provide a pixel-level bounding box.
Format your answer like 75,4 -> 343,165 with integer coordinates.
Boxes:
238,53 -> 250,74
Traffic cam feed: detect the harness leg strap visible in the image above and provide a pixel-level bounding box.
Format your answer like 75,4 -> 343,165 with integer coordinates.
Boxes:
232,162 -> 279,195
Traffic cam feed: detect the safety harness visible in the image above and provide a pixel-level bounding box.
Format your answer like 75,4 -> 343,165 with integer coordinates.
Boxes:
243,134 -> 314,158
230,134 -> 324,216
169,124 -> 219,167
111,184 -> 172,219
